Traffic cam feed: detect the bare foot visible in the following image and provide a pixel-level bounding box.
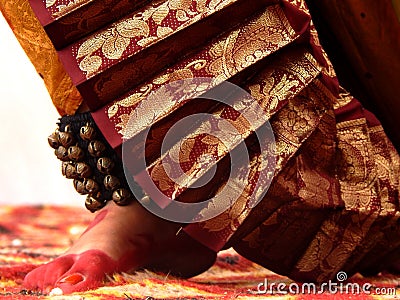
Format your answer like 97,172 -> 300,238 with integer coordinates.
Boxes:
23,201 -> 216,294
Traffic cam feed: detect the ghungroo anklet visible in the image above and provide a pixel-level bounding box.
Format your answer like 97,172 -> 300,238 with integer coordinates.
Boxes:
48,113 -> 135,212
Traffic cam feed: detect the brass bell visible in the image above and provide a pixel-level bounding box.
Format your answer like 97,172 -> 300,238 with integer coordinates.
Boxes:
75,162 -> 92,178
103,175 -> 120,190
84,178 -> 99,193
48,131 -> 60,149
61,162 -> 78,179
64,124 -> 72,132
80,124 -> 96,141
55,146 -> 69,161
68,145 -> 84,161
73,179 -> 88,195
88,140 -> 106,157
97,157 -> 114,174
85,195 -> 105,212
112,188 -> 132,205
58,131 -> 75,148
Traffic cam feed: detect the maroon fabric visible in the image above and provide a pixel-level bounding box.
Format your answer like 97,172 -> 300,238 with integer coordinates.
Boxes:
28,0 -> 152,49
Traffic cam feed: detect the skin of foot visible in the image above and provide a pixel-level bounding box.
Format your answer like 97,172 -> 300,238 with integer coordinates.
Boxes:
23,201 -> 217,294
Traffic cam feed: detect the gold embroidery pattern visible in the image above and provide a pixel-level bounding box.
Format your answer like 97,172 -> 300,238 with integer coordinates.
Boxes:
133,48 -> 321,204
236,107 -> 400,282
77,17 -> 150,75
290,109 -> 400,281
229,109 -> 339,271
107,46 -> 322,247
106,4 -> 300,140
113,59 -> 208,137
336,118 -> 378,210
285,1 -> 338,82
271,80 -> 334,170
293,211 -> 378,282
119,48 -> 321,240
194,78 -> 333,245
207,6 -> 295,81
249,52 -> 321,112
291,108 -> 400,280
284,0 -> 308,14
44,0 -> 86,16
75,0 -> 236,77
368,126 -> 400,213
333,89 -> 353,110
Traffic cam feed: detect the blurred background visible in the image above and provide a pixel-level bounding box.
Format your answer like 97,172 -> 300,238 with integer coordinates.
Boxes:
0,13 -> 81,206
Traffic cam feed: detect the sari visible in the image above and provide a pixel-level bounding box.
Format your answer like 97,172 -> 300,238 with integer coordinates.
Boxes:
1,0 -> 399,283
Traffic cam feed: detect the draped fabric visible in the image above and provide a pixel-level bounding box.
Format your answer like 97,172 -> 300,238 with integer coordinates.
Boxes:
0,0 -> 82,115
2,0 -> 400,283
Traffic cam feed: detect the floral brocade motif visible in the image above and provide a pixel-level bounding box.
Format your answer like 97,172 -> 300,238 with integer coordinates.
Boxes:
230,103 -> 400,282
74,0 -> 237,78
290,117 -> 400,282
102,4 -> 298,139
186,79 -> 338,251
44,0 -> 86,16
43,0 -> 285,108
144,48 -> 322,210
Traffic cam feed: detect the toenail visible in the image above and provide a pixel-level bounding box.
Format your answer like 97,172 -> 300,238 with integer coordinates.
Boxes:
49,287 -> 63,296
59,274 -> 85,285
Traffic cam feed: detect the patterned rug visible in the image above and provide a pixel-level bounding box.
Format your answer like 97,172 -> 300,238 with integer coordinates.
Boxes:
0,206 -> 399,299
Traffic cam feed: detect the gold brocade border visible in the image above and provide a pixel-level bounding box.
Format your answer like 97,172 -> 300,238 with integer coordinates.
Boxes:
187,76 -> 335,249
292,113 -> 400,281
45,0 -> 86,17
227,83 -> 400,283
74,0 -> 239,78
142,47 -> 322,204
105,4 -> 299,140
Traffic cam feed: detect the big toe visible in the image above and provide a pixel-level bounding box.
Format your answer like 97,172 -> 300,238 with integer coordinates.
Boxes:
54,250 -> 121,294
23,255 -> 75,292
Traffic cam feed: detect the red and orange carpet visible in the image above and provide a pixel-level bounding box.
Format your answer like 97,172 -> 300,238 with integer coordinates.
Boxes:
0,206 -> 399,299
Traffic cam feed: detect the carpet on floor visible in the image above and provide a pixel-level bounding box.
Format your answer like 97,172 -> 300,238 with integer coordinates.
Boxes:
0,206 -> 399,299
